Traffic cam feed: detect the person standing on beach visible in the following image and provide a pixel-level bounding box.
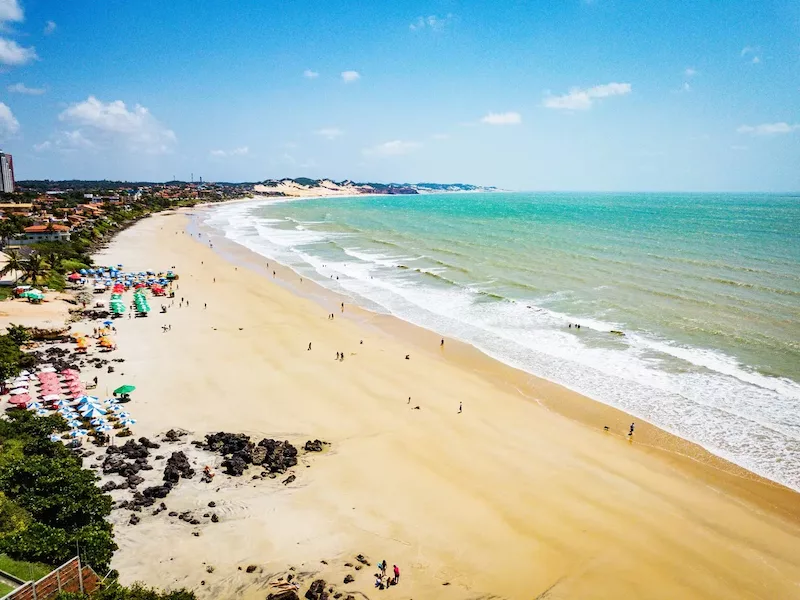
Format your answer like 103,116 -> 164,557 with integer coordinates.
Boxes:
308,342 -> 312,351
393,565 -> 399,584
441,339 -> 445,347
458,402 -> 462,414
629,422 -> 635,436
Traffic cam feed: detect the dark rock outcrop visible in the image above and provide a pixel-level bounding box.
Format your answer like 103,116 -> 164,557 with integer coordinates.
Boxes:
163,451 -> 195,483
305,580 -> 329,600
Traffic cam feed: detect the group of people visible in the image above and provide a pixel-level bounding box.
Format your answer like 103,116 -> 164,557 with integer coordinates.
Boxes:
374,560 -> 400,590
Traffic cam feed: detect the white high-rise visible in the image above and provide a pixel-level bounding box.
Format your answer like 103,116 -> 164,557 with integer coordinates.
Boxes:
0,152 -> 14,193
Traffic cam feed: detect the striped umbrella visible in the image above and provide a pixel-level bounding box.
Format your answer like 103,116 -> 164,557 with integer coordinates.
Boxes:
119,418 -> 136,427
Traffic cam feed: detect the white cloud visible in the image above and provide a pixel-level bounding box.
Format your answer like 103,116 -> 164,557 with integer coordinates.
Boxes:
314,127 -> 343,140
409,14 -> 452,31
0,0 -> 23,24
210,146 -> 249,158
33,140 -> 50,152
481,111 -> 522,125
431,133 -> 449,140
0,38 -> 37,65
737,122 -> 799,136
741,46 -> 761,63
57,96 -> 176,153
43,20 -> 56,35
684,67 -> 697,77
34,129 -> 95,153
363,140 -> 421,156
7,82 -> 44,95
341,70 -> 360,83
0,102 -> 19,137
303,69 -> 319,79
543,82 -> 631,110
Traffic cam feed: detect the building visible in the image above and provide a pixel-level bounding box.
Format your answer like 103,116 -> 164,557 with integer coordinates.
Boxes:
18,224 -> 71,245
0,152 -> 14,193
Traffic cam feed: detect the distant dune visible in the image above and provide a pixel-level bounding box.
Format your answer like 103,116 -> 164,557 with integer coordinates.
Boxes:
252,177 -> 495,197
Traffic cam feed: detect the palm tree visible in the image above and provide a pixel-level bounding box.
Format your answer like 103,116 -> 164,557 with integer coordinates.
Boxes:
21,251 -> 48,286
0,220 -> 18,249
0,248 -> 24,284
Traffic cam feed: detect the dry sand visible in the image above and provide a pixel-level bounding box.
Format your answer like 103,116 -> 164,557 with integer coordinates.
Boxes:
69,210 -> 800,598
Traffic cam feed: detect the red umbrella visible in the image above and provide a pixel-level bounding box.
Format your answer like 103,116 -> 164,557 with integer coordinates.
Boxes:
68,273 -> 82,281
9,395 -> 30,405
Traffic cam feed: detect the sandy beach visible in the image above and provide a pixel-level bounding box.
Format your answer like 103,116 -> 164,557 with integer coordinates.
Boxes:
20,208 -> 798,599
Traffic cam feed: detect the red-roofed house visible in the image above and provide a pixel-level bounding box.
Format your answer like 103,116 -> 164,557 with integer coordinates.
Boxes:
19,224 -> 72,244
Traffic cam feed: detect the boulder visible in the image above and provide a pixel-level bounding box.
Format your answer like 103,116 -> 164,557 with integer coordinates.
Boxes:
163,451 -> 195,483
221,455 -> 247,476
267,592 -> 300,600
343,574 -> 354,584
305,580 -> 328,600
142,484 -> 172,499
304,439 -> 325,452
246,564 -> 258,573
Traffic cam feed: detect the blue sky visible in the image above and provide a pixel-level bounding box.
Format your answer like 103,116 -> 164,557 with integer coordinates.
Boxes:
0,0 -> 797,191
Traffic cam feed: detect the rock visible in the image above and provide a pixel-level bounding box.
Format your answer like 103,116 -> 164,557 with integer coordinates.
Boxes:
267,592 -> 300,600
126,474 -> 145,488
203,513 -> 210,518
168,511 -> 178,517
208,501 -> 216,507
206,565 -> 214,573
189,518 -> 200,525
304,439 -> 325,452
355,555 -> 370,566
257,438 -> 299,473
221,455 -> 247,476
129,514 -> 140,526
192,531 -> 200,537
155,455 -> 165,460
246,564 -> 258,573
101,481 -> 117,492
343,574 -> 354,584
343,563 -> 352,568
163,451 -> 195,483
305,579 -> 328,600
138,436 -> 161,449
163,429 -> 187,442
354,565 -> 361,571
251,445 -> 267,464
282,474 -> 296,485
211,513 -> 219,523
143,484 -> 172,499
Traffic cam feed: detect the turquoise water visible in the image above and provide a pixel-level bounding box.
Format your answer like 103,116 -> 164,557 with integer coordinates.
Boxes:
206,192 -> 800,490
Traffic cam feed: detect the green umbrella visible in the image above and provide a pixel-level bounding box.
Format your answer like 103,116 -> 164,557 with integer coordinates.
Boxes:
113,385 -> 136,395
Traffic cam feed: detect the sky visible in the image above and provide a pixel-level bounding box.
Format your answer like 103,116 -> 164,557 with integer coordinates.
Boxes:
0,0 -> 798,191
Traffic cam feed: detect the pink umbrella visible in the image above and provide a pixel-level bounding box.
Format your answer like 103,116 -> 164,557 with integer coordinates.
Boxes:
9,395 -> 30,405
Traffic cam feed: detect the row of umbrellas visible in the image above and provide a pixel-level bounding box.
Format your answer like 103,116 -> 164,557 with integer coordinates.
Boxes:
49,395 -> 137,440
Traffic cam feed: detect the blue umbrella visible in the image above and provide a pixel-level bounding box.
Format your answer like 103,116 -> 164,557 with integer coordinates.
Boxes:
90,417 -> 108,426
68,429 -> 88,438
35,408 -> 49,416
79,405 -> 106,419
119,418 -> 136,427
49,434 -> 61,442
103,320 -> 114,326
77,395 -> 100,405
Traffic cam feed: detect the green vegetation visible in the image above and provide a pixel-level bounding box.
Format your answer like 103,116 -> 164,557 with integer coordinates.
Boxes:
0,410 -> 116,572
0,553 -> 52,582
56,582 -> 196,600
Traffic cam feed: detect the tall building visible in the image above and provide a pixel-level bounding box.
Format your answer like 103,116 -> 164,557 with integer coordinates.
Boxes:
0,152 -> 14,193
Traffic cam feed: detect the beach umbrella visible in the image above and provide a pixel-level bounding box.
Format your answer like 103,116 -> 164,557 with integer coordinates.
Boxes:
67,429 -> 88,438
113,385 -> 136,395
115,411 -> 131,420
67,273 -> 82,281
38,367 -> 56,374
9,396 -> 30,405
96,425 -> 114,433
77,395 -> 100,404
119,418 -> 136,427
79,405 -> 106,419
9,388 -> 29,395
34,408 -> 49,417
49,434 -> 61,442
103,320 -> 114,326
109,405 -> 124,414
26,401 -> 43,409
42,394 -> 61,402
90,417 -> 108,426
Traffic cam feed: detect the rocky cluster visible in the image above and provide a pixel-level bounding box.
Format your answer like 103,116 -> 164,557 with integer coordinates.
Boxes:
196,432 -> 299,477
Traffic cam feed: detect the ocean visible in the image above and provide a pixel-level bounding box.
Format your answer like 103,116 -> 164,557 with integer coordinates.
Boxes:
205,192 -> 800,491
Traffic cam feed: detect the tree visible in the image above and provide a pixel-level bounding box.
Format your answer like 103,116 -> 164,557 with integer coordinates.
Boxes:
0,412 -> 116,571
5,324 -> 30,346
0,247 -> 24,283
0,220 -> 20,249
21,251 -> 48,286
0,334 -> 23,381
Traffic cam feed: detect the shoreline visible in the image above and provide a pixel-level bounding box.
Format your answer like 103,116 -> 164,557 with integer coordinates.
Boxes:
68,209 -> 800,598
192,204 -> 800,508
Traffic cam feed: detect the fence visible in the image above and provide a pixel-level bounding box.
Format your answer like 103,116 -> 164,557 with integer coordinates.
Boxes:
0,557 -> 100,600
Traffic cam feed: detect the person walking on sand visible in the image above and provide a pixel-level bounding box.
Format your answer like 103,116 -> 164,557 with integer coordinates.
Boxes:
308,342 -> 312,351
336,352 -> 340,360
441,338 -> 444,347
458,402 -> 462,414
393,564 -> 399,584
629,422 -> 635,437
380,560 -> 387,578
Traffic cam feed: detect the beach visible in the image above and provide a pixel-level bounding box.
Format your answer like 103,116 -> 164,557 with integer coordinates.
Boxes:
55,207 -> 799,599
